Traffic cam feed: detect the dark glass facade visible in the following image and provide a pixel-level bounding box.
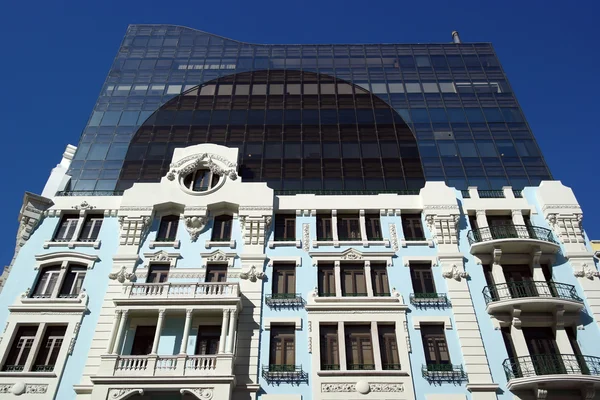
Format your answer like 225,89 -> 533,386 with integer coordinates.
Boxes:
69,24 -> 552,192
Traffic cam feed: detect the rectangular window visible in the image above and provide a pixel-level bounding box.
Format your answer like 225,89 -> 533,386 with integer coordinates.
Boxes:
274,214 -> 295,241
345,325 -> 375,370
420,324 -> 450,366
59,265 -> 86,298
365,214 -> 382,240
147,264 -> 169,283
341,265 -> 366,297
272,264 -> 295,298
78,215 -> 103,241
379,324 -> 400,370
337,214 -> 361,240
2,326 -> 38,371
269,326 -> 295,369
53,214 -> 79,242
130,326 -> 156,355
195,326 -> 220,355
402,214 -> 425,240
320,325 -> 339,370
212,215 -> 232,241
318,264 -> 335,297
371,264 -> 390,296
32,326 -> 66,372
205,265 -> 227,283
317,214 -> 333,240
410,263 -> 436,296
156,215 -> 179,241
33,267 -> 61,298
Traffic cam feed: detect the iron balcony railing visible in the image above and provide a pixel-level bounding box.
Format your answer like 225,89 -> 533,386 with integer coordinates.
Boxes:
482,281 -> 582,304
503,354 -> 600,380
478,190 -> 505,198
348,363 -> 376,370
321,364 -> 340,370
383,363 -> 402,370
422,363 -> 467,382
265,293 -> 304,307
410,292 -> 450,308
467,225 -> 558,245
405,236 -> 427,241
56,190 -> 124,196
262,364 -> 308,384
513,189 -> 523,198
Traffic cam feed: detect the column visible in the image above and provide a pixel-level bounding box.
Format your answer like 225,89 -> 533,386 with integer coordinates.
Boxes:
359,210 -> 368,244
105,310 -> 122,354
226,309 -> 237,353
51,260 -> 70,298
371,321 -> 382,370
179,309 -> 193,355
219,309 -> 230,354
490,249 -> 507,300
151,309 -> 166,355
510,324 -> 530,357
364,261 -> 374,297
113,310 -> 128,355
332,210 -> 339,245
475,210 -> 489,230
334,261 -> 342,297
531,249 -> 551,296
511,209 -> 529,238
338,322 -> 347,371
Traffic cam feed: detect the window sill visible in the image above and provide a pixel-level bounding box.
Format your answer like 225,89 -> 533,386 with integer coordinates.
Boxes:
149,239 -> 181,249
312,239 -> 390,248
268,240 -> 301,249
317,369 -> 409,377
43,240 -> 101,249
0,371 -> 57,378
205,240 -> 236,249
401,238 -> 434,248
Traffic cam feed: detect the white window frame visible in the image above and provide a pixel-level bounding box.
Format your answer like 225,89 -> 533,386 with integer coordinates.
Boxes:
44,210 -> 104,249
77,215 -> 103,242
32,268 -> 61,298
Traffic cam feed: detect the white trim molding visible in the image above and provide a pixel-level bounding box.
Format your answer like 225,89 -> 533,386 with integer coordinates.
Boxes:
267,256 -> 302,267
34,252 -> 99,270
401,255 -> 438,267
264,317 -> 302,330
309,248 -> 395,267
142,250 -> 181,268
412,316 -> 453,330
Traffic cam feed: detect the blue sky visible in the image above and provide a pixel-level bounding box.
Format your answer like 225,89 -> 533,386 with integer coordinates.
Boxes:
0,0 -> 598,266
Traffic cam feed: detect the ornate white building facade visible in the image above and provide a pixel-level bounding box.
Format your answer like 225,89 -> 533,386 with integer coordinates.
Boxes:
0,143 -> 598,400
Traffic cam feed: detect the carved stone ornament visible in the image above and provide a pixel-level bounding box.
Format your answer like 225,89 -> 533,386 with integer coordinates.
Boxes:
167,153 -> 238,182
302,223 -> 310,251
370,383 -> 404,392
108,388 -> 144,400
442,264 -> 469,281
0,383 -> 49,395
72,201 -> 95,211
184,216 -> 207,242
322,383 -> 356,392
180,388 -> 214,399
108,267 -> 136,283
341,249 -> 363,260
573,263 -> 600,280
239,265 -> 265,282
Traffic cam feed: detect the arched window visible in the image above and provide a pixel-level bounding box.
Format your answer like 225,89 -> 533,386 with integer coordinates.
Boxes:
182,169 -> 220,192
33,265 -> 61,298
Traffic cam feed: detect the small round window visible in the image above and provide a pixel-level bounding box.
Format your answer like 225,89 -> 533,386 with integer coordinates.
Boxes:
183,169 -> 220,192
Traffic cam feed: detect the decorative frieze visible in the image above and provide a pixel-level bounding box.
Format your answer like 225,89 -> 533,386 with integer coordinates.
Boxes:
321,382 -> 403,393
389,223 -> 399,251
118,215 -> 151,246
108,388 -> 144,399
303,223 -> 310,251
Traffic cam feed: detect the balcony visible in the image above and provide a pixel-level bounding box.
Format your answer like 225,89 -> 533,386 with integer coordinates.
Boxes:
261,364 -> 308,384
503,354 -> 600,392
409,293 -> 450,308
467,225 -> 560,255
114,282 -> 240,307
482,281 -> 583,314
107,354 -> 232,377
421,363 -> 467,383
265,293 -> 304,308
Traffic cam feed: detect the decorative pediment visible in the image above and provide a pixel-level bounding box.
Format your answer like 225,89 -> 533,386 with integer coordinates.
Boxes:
143,250 -> 180,267
340,248 -> 363,260
200,249 -> 236,267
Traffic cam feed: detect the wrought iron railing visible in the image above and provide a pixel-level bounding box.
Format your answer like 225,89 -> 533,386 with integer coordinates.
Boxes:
503,354 -> 600,380
513,189 -> 523,198
482,281 -> 582,304
410,293 -> 450,307
265,293 -> 304,307
373,292 -> 391,297
210,236 -> 232,242
383,363 -> 402,370
56,190 -> 124,197
461,190 -> 471,198
321,364 -> 340,370
338,232 -> 362,241
348,363 -> 376,370
318,292 -> 336,297
467,225 -> 558,245
262,364 -> 308,384
32,364 -> 55,372
477,190 -> 505,198
274,189 -> 420,196
422,363 -> 467,382
2,365 -> 24,372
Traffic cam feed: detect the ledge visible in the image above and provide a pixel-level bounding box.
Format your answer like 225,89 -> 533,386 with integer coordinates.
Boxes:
43,240 -> 101,249
149,239 -> 181,249
205,239 -> 236,249
0,372 -> 56,378
317,369 -> 409,377
268,240 -> 301,249
401,239 -> 434,248
466,383 -> 500,392
312,239 -> 390,248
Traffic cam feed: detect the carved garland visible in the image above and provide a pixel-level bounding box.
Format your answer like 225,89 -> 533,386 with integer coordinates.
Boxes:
442,264 -> 469,281
239,265 -> 265,282
167,153 -> 238,182
184,216 -> 207,242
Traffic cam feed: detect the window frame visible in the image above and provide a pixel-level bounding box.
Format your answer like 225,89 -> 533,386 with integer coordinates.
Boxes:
337,214 -> 361,241
274,214 -> 296,241
58,265 -> 87,298
316,214 -> 333,241
345,324 -> 375,370
318,264 -> 336,297
53,214 -> 80,242
341,264 -> 367,297
205,264 -> 228,283
156,214 -> 180,241
420,324 -> 451,366
269,325 -> 296,368
77,214 -> 104,242
371,264 -> 390,296
365,214 -> 382,240
272,264 -> 296,297
410,262 -> 436,295
402,214 -> 425,240
320,324 -> 340,370
212,215 -> 233,241
379,324 -> 400,370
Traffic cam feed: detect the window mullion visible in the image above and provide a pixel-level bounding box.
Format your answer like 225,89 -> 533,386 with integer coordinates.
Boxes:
23,323 -> 45,372
52,261 -> 69,298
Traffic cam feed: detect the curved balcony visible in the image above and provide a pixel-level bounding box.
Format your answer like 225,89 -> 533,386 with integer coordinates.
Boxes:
503,354 -> 600,392
114,282 -> 241,307
482,281 -> 583,314
467,225 -> 560,255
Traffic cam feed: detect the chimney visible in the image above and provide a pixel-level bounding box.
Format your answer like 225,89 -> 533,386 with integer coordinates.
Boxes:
452,31 -> 461,44
452,31 -> 460,44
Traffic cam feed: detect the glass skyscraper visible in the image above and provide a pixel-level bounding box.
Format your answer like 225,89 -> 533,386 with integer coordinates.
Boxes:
69,24 -> 551,192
